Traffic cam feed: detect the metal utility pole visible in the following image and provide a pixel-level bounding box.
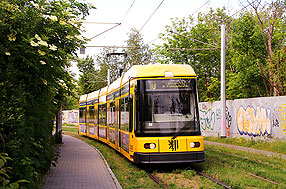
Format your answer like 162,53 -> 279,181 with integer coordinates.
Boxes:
107,69 -> 110,85
221,25 -> 226,138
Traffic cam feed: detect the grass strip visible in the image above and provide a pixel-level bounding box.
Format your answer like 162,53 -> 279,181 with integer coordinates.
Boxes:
205,144 -> 286,188
204,136 -> 286,154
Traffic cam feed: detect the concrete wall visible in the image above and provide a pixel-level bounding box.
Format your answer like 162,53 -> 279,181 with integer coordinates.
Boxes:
199,96 -> 286,140
62,110 -> 79,125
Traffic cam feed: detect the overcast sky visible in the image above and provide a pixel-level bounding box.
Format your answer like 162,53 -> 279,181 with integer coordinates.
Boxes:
71,0 -> 248,77
81,0 -> 249,53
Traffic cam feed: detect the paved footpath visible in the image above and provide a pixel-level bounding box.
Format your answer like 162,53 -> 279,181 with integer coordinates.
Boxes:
42,135 -> 122,189
205,141 -> 286,159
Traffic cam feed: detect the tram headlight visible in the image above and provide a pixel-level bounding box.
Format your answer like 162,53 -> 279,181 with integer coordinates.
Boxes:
144,143 -> 156,149
190,142 -> 200,148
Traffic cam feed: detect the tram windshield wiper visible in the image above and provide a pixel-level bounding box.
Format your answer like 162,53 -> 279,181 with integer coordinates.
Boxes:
171,115 -> 195,140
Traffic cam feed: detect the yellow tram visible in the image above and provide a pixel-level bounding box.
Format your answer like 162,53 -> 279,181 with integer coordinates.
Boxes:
78,64 -> 205,164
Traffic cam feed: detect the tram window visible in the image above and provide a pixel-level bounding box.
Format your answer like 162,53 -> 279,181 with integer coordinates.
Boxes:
98,104 -> 107,126
79,107 -> 86,123
89,106 -> 95,123
108,102 -> 115,128
120,97 -> 129,131
94,107 -> 98,125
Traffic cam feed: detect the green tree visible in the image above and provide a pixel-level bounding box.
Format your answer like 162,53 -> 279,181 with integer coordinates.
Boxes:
250,0 -> 286,96
155,8 -> 230,101
77,56 -> 99,94
228,12 -> 268,99
123,28 -> 155,69
78,28 -> 155,93
0,0 -> 94,187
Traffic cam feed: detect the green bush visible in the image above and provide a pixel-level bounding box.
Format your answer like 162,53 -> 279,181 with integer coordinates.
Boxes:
0,0 -> 94,187
0,153 -> 29,188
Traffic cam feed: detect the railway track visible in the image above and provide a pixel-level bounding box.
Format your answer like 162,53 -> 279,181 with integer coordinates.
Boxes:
195,170 -> 232,189
147,172 -> 168,188
147,169 -> 232,189
206,157 -> 279,185
207,147 -> 286,171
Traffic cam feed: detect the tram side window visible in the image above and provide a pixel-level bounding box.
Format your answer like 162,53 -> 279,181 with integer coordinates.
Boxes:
79,107 -> 86,123
108,102 -> 115,128
89,106 -> 95,123
98,104 -> 107,126
120,97 -> 129,131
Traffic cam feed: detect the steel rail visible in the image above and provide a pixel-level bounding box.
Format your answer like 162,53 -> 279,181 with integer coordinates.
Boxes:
206,157 -> 279,185
195,171 -> 232,189
147,172 -> 168,189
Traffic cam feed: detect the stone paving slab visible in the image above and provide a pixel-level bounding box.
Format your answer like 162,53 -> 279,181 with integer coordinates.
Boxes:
42,135 -> 122,189
205,141 -> 286,159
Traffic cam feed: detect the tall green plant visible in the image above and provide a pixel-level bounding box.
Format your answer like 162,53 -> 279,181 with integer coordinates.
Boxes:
0,0 -> 94,187
0,153 -> 28,188
155,8 -> 230,101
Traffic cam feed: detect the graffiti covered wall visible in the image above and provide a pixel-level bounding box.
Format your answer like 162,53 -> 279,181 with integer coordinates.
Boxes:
199,96 -> 286,140
62,110 -> 79,125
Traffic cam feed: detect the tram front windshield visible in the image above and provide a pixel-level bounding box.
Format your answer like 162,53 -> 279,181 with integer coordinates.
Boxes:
136,79 -> 201,137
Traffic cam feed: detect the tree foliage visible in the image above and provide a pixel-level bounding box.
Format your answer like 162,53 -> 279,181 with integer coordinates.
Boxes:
155,8 -> 229,101
123,28 -> 155,68
250,0 -> 286,96
0,0 -> 94,187
77,56 -> 99,94
78,28 -> 154,93
155,1 -> 286,101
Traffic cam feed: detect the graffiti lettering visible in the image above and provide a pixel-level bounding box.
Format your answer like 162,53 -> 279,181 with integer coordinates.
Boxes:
272,119 -> 279,128
62,110 -> 79,124
216,109 -> 221,120
279,104 -> 286,135
200,109 -> 215,131
202,104 -> 208,110
226,107 -> 232,136
237,106 -> 272,136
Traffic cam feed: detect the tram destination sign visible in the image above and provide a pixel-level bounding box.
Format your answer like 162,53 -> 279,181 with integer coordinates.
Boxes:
146,79 -> 192,90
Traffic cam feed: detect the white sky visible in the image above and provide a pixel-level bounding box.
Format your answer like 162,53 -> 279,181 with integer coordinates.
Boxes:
71,0 -> 248,77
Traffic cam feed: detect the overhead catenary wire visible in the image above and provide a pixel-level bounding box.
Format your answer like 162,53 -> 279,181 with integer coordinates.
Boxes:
82,22 -> 121,25
191,0 -> 211,16
224,0 -> 257,23
139,0 -> 165,32
92,0 -> 136,46
89,23 -> 121,40
85,45 -> 138,49
121,0 -> 136,23
168,47 -> 219,51
170,30 -> 219,49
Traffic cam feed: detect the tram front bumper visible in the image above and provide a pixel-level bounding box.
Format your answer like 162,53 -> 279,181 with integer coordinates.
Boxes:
133,151 -> 205,164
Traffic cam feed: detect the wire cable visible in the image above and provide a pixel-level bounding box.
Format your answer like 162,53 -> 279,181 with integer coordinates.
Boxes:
170,30 -> 219,48
121,0 -> 136,23
191,0 -> 211,16
224,0 -> 256,23
139,0 -> 165,32
89,23 -> 121,40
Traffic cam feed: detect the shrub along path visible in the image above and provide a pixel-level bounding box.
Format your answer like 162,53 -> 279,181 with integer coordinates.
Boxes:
42,135 -> 122,189
204,141 -> 286,159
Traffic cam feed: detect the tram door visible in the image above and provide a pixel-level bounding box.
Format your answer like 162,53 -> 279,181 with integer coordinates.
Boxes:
115,99 -> 120,150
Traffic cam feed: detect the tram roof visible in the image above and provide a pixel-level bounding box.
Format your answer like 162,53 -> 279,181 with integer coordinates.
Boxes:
87,90 -> 99,101
107,77 -> 121,94
99,85 -> 108,96
79,94 -> 87,102
122,64 -> 196,84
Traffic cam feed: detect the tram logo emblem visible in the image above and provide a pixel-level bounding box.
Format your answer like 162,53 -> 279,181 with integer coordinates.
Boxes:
168,139 -> 179,151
